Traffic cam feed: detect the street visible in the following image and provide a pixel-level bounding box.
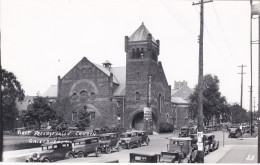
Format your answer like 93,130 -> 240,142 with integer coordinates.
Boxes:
3,130 -> 257,163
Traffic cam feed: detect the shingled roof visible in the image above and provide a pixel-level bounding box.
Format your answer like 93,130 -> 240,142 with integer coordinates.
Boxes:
129,23 -> 156,43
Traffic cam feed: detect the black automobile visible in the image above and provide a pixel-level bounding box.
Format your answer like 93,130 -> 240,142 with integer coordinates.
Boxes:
73,137 -> 102,158
179,127 -> 189,137
204,134 -> 219,152
25,141 -> 74,162
99,133 -> 121,153
228,128 -> 242,138
135,130 -> 150,146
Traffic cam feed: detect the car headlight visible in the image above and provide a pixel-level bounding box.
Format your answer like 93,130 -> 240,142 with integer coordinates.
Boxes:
37,154 -> 40,159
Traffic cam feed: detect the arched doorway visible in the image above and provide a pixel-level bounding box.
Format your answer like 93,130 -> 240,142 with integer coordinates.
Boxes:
131,112 -> 157,131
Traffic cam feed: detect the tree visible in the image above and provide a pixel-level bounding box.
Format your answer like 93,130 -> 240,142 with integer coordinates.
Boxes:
51,97 -> 75,131
72,106 -> 91,131
21,96 -> 56,129
1,69 -> 25,129
229,103 -> 249,124
189,74 -> 227,125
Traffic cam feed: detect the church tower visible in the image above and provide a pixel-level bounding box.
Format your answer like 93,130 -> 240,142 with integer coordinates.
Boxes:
124,23 -> 160,131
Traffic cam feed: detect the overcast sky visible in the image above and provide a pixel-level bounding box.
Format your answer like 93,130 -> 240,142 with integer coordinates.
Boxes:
2,0 -> 259,110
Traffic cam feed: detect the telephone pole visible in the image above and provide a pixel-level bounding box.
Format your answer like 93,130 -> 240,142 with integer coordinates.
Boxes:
238,65 -> 246,108
192,0 -> 212,163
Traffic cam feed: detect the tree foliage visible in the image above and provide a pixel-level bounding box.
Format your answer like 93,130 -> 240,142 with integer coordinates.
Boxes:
72,106 -> 91,131
228,103 -> 249,124
2,69 -> 25,122
189,74 -> 227,125
21,96 -> 56,129
50,97 -> 75,131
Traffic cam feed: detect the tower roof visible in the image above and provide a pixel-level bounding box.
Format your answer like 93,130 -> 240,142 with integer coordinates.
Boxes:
129,23 -> 156,42
102,60 -> 112,65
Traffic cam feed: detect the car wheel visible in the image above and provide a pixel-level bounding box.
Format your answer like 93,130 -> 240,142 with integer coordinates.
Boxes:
42,158 -> 50,162
77,152 -> 85,158
105,146 -> 112,154
96,148 -> 101,157
117,145 -> 122,152
127,143 -> 132,149
137,141 -> 142,147
146,139 -> 149,146
68,153 -> 74,159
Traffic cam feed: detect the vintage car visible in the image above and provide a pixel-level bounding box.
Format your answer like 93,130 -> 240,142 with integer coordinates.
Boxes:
204,134 -> 219,152
160,137 -> 193,163
228,127 -> 242,138
25,141 -> 74,162
134,130 -> 150,146
99,133 -> 121,153
73,137 -> 102,158
189,134 -> 210,155
189,127 -> 197,134
120,131 -> 142,149
178,127 -> 189,137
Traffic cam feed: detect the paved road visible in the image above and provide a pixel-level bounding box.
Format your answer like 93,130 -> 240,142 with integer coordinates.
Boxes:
3,131 -> 257,163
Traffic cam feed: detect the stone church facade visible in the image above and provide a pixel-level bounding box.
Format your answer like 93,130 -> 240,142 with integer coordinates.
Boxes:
57,23 -> 178,132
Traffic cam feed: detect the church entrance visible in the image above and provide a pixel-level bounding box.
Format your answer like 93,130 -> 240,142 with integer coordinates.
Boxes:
131,112 -> 157,131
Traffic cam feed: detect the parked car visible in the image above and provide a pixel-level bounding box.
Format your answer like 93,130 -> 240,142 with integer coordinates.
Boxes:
204,134 -> 219,152
120,131 -> 142,149
99,133 -> 121,154
73,137 -> 102,158
134,130 -> 150,146
228,128 -> 242,138
179,127 -> 189,137
160,137 -> 193,163
25,141 -> 74,162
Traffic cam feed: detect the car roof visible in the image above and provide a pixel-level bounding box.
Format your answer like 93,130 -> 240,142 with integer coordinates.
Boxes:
169,137 -> 192,140
74,137 -> 99,142
204,133 -> 214,136
41,141 -> 71,146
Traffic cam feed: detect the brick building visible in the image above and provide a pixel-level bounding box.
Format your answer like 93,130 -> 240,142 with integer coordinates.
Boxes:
56,23 -> 176,132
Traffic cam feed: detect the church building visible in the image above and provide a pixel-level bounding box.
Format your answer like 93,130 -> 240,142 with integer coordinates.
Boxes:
56,23 -> 180,132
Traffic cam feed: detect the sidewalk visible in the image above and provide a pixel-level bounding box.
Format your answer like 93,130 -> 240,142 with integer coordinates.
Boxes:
204,145 -> 234,163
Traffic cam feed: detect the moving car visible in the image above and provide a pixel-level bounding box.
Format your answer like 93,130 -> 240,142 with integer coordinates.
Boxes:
25,141 -> 74,162
120,131 -> 142,149
228,127 -> 242,138
99,133 -> 121,154
73,137 -> 102,158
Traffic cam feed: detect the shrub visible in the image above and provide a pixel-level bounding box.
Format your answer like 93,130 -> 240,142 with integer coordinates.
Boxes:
159,122 -> 174,133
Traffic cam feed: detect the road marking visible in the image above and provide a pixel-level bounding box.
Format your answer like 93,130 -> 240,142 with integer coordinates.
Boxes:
245,155 -> 255,161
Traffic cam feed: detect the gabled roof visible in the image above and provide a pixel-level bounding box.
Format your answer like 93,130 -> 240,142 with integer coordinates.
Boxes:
129,23 -> 156,43
42,85 -> 57,97
110,67 -> 126,96
171,84 -> 193,101
93,63 -> 120,84
171,97 -> 189,105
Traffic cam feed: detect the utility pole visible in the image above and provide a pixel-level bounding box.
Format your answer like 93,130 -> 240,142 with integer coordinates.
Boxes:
253,97 -> 256,120
238,65 -> 246,108
250,0 -> 254,136
192,0 -> 212,163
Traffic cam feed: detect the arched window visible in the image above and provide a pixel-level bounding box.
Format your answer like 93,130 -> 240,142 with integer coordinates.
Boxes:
82,68 -> 86,74
80,90 -> 88,98
135,92 -> 140,100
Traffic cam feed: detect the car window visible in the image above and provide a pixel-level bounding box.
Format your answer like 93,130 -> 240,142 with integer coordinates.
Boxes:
127,134 -> 132,138
120,134 -> 126,138
53,144 -> 58,149
62,144 -> 67,148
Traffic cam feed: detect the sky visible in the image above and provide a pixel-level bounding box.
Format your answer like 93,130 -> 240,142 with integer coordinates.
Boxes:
2,0 -> 259,111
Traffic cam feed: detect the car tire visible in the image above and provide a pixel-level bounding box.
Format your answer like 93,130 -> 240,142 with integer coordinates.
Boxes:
127,143 -> 132,149
68,153 -> 74,159
105,146 -> 112,154
42,158 -> 50,162
96,148 -> 101,157
77,152 -> 85,158
137,141 -> 142,147
146,139 -> 149,146
117,145 -> 122,152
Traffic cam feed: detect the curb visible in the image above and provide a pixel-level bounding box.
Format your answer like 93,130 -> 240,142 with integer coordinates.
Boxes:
204,145 -> 234,163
